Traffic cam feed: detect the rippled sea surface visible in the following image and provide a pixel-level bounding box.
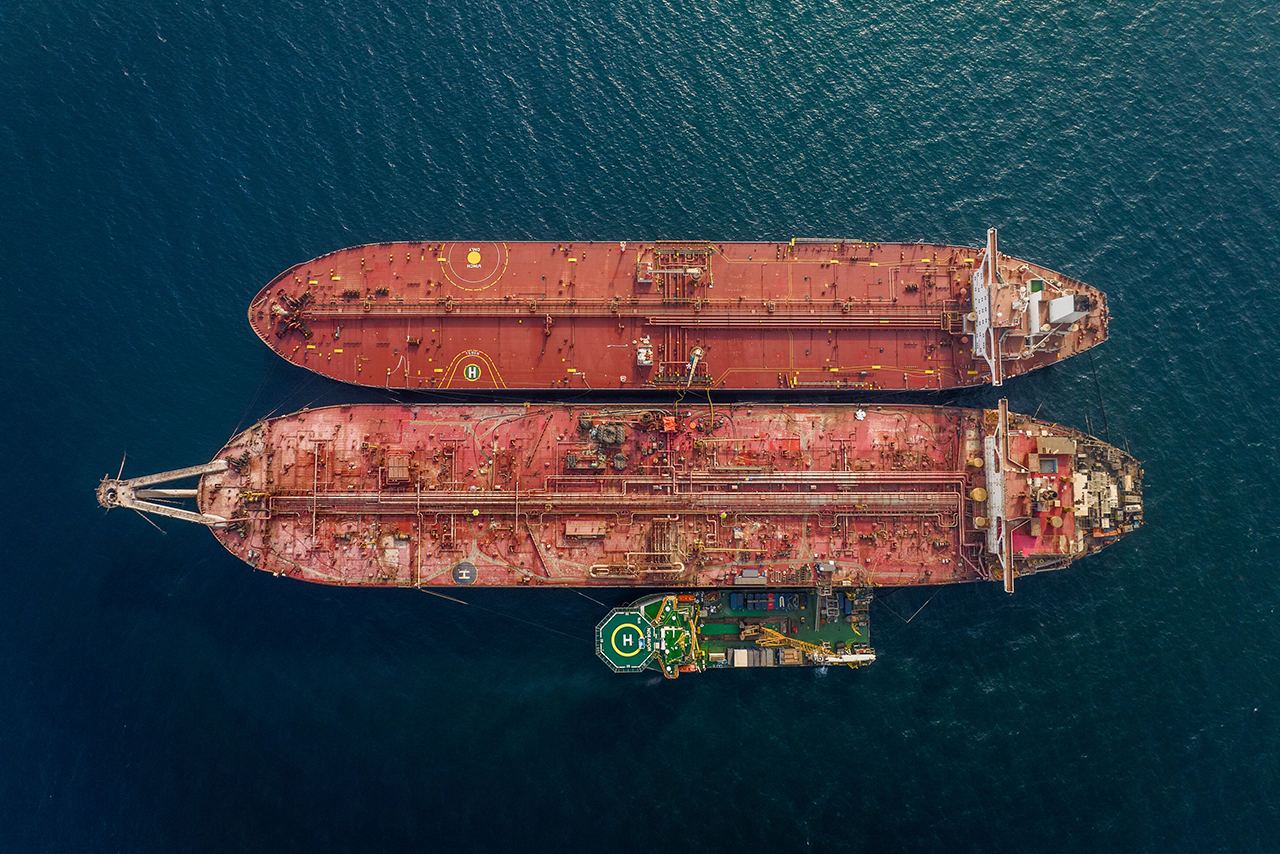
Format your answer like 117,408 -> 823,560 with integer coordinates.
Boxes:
3,1 -> 1279,850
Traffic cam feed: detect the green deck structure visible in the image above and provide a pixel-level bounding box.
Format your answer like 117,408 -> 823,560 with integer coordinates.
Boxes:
594,590 -> 875,678
595,608 -> 657,673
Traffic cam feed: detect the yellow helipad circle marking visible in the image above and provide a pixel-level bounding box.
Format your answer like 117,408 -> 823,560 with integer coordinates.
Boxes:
463,363 -> 482,382
610,623 -> 646,658
440,242 -> 508,291
442,349 -> 508,389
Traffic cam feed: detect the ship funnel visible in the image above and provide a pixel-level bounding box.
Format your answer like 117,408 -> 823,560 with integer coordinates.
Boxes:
96,459 -> 231,526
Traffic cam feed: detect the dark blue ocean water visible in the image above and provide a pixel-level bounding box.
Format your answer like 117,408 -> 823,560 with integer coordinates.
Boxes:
3,1 -> 1279,850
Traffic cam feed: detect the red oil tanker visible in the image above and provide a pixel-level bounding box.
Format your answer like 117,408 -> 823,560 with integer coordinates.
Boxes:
98,402 -> 1142,676
250,229 -> 1107,392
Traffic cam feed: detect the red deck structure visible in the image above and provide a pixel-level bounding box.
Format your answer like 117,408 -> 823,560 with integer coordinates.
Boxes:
98,403 -> 1143,592
249,229 -> 1108,391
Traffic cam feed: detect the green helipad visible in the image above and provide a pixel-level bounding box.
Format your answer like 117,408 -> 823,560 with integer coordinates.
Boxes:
595,609 -> 655,672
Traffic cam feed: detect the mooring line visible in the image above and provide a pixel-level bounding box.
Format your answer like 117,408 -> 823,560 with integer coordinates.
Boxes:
1087,348 -> 1113,440
415,587 -> 586,644
572,589 -> 607,607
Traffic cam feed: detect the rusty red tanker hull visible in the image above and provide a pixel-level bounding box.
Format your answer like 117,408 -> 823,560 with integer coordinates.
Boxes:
175,403 -> 1142,590
249,231 -> 1108,391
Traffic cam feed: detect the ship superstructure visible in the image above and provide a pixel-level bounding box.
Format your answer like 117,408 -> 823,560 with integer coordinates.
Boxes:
250,229 -> 1107,392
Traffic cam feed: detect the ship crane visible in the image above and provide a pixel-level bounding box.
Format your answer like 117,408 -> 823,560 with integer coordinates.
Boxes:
743,625 -> 877,668
685,347 -> 705,386
96,459 -> 230,525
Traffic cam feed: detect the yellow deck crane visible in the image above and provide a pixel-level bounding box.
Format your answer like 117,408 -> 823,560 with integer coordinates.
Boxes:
743,625 -> 876,669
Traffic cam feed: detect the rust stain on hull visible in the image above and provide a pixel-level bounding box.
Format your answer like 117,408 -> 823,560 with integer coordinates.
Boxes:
182,403 -> 1142,589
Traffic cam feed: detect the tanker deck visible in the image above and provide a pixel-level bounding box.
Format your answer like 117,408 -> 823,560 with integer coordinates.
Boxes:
98,403 -> 1141,592
250,228 -> 1108,392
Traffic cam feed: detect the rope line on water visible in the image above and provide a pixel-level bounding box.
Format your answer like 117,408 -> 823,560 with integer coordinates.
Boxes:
415,587 -> 587,645
878,587 -> 942,624
572,589 -> 607,607
1087,348 -> 1113,441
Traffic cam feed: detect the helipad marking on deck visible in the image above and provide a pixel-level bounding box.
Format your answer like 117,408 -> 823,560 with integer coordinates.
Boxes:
595,609 -> 656,672
610,623 -> 646,657
452,561 -> 477,585
439,241 -> 509,291
441,349 -> 508,388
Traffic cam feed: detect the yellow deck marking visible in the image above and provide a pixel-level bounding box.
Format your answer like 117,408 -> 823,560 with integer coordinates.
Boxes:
466,250 -> 482,265
440,349 -> 508,388
610,624 -> 645,657
439,242 -> 510,292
